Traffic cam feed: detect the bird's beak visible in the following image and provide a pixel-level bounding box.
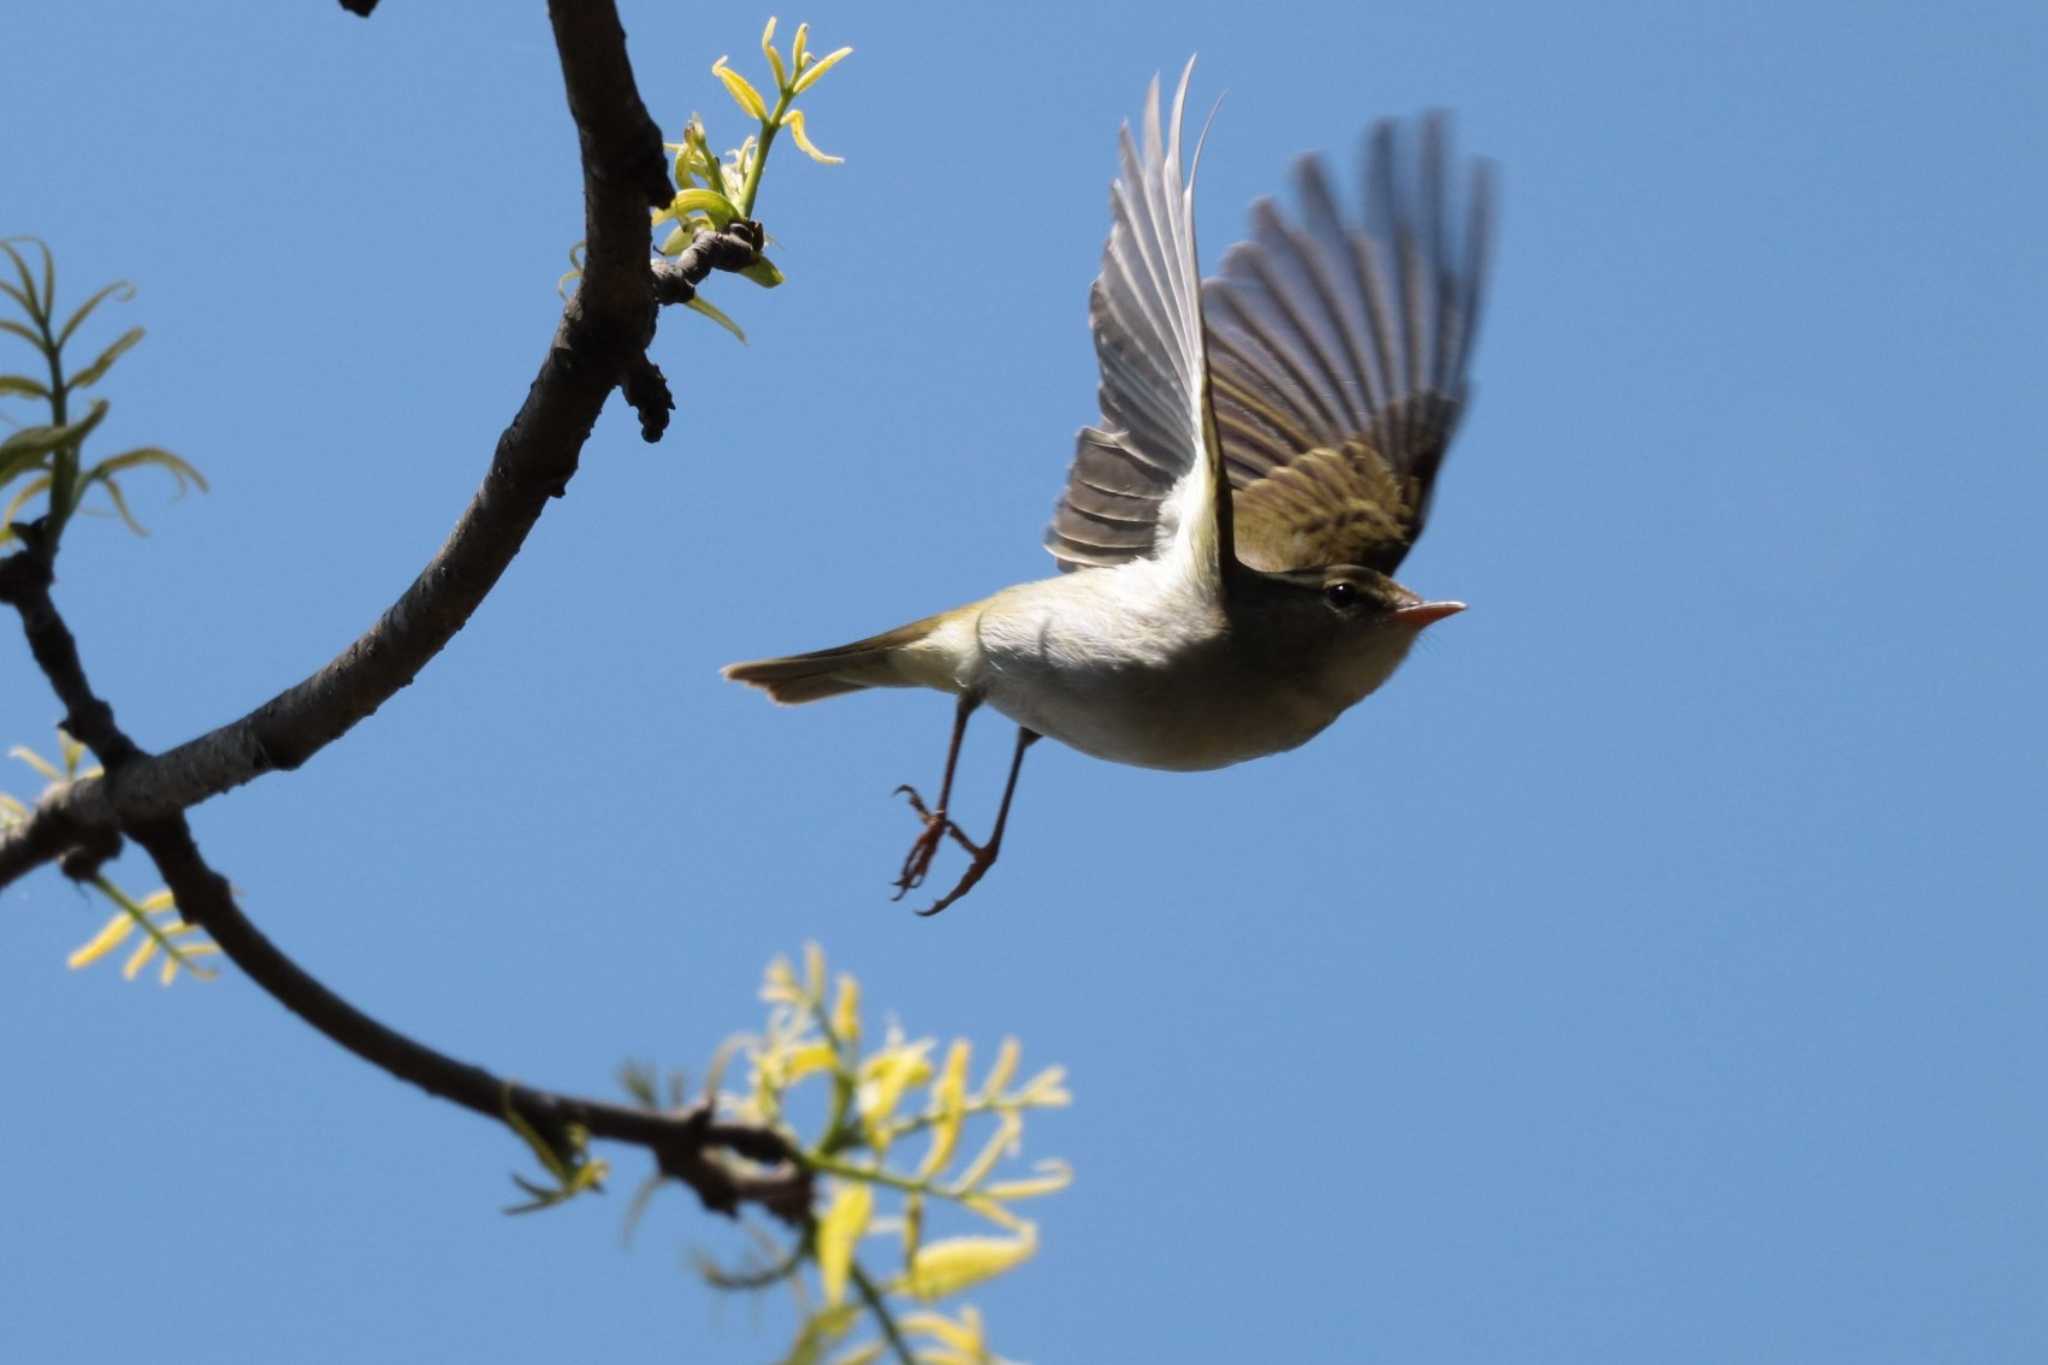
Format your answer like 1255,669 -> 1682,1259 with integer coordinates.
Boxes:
1393,600 -> 1466,630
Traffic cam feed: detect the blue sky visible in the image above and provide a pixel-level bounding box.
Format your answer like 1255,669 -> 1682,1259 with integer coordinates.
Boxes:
4,1 -> 2045,1360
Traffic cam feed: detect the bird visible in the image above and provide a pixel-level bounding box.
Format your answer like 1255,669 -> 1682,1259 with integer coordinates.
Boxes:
724,60 -> 1495,915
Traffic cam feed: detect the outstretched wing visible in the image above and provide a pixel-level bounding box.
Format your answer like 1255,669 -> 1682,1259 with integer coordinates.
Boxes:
1205,115 -> 1494,574
1043,61 -> 1233,584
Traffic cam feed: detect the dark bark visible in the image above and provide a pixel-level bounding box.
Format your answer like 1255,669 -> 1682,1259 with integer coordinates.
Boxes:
128,814 -> 810,1223
1,0 -> 803,1228
0,9 -> 763,890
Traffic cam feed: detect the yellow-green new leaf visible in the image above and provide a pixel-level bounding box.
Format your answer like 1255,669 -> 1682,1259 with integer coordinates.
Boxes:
74,876 -> 216,984
86,446 -> 208,495
952,1109 -> 1022,1191
65,326 -> 143,391
778,1302 -> 863,1365
906,1226 -> 1037,1302
975,1037 -> 1021,1103
761,952 -> 802,1004
859,1040 -> 935,1136
0,474 -> 47,544
980,1159 -> 1074,1202
685,295 -> 748,344
8,743 -> 61,781
917,1040 -> 971,1179
1015,1065 -> 1071,1107
831,972 -> 861,1045
780,108 -> 843,165
740,256 -> 785,288
67,910 -> 137,969
0,399 -> 110,479
161,942 -> 220,986
815,1181 -> 874,1307
662,187 -> 740,229
763,1037 -> 837,1088
803,940 -> 827,1000
711,56 -> 769,120
558,241 -> 588,295
55,279 -> 136,350
0,239 -> 47,322
78,448 -> 208,536
789,44 -> 852,95
95,476 -> 146,536
122,934 -> 159,981
760,16 -> 788,92
959,1193 -> 1026,1233
0,375 -> 48,399
899,1307 -> 990,1358
500,1100 -> 609,1214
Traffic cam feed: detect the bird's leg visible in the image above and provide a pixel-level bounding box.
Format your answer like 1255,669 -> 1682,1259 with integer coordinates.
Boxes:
893,692 -> 980,897
916,727 -> 1040,917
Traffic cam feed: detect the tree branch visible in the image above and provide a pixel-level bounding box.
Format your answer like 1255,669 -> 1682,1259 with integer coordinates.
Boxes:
0,524 -> 138,769
651,219 -> 767,305
128,815 -> 811,1224
0,3 -> 765,891
2,0 -> 809,1229
1,521 -> 133,885
0,777 -> 112,887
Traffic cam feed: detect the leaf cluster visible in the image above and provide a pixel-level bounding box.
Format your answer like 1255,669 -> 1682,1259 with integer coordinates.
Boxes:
0,238 -> 204,555
598,945 -> 1069,1364
736,944 -> 1067,1364
562,18 -> 852,344
501,1088 -> 610,1215
3,730 -> 217,985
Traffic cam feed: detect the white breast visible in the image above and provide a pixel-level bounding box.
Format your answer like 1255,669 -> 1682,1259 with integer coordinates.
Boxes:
962,561 -> 1344,771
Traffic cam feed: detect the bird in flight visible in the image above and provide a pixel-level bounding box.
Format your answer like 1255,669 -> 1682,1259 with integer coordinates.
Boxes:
725,60 -> 1495,915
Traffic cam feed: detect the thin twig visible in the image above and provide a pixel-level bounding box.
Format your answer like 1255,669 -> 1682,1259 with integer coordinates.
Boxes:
850,1262 -> 917,1365
651,220 -> 766,306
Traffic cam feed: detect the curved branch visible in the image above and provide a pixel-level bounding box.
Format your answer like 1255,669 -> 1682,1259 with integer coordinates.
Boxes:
130,815 -> 811,1224
106,0 -> 668,815
3,0 -> 806,1228
0,2 -> 763,886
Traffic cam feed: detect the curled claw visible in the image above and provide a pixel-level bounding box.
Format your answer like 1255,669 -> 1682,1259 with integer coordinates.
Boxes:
891,784 -> 969,897
913,846 -> 999,917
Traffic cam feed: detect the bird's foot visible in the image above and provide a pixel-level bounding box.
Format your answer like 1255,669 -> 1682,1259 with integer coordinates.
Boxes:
912,843 -> 1000,918
890,784 -> 977,898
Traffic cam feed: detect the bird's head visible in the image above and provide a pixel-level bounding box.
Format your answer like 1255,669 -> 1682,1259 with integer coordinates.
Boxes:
1236,563 -> 1464,706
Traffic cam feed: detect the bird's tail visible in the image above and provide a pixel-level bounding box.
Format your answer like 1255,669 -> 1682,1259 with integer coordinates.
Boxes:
721,613 -> 946,705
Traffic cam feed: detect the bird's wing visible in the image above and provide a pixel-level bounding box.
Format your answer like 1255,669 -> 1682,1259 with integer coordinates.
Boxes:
1203,115 -> 1494,574
1044,61 -> 1234,585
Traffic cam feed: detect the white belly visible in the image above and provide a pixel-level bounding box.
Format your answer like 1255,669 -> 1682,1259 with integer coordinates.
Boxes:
964,565 -> 1342,772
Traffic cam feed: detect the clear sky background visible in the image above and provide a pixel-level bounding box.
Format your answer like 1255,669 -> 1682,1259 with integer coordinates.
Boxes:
4,2 -> 2044,1361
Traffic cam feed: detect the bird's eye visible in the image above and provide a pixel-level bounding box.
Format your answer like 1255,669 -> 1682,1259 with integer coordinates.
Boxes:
1324,581 -> 1361,610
